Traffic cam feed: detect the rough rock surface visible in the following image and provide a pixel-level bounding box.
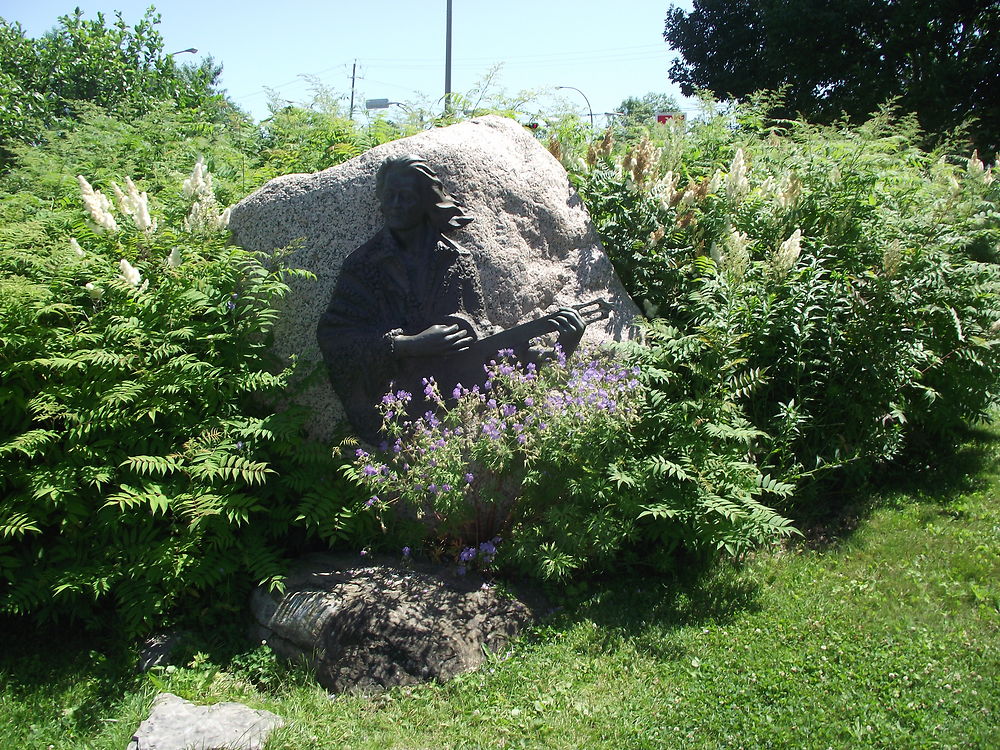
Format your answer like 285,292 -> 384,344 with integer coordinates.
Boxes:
126,692 -> 283,750
137,632 -> 184,672
228,115 -> 641,440
250,554 -> 537,693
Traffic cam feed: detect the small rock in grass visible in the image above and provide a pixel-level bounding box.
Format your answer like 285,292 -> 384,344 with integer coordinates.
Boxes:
126,692 -> 283,750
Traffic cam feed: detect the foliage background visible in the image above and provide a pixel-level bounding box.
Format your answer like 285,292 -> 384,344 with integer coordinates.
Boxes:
664,0 -> 1000,157
0,6 -> 998,634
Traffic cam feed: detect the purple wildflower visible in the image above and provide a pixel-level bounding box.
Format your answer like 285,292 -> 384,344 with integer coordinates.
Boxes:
459,546 -> 477,562
464,473 -> 474,484
402,546 -> 411,557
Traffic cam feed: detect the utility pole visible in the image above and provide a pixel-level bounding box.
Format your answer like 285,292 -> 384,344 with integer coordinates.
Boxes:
349,60 -> 357,120
444,0 -> 453,114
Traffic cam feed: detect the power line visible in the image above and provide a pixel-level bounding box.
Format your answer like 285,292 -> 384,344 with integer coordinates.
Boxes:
360,43 -> 666,65
231,43 -> 671,104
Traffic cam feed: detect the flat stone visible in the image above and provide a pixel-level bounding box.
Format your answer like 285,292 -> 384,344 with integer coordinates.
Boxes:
228,115 -> 641,440
126,692 -> 283,750
250,554 -> 538,693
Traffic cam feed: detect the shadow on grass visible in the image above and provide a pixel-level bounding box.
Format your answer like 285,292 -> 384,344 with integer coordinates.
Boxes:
784,420 -> 1000,551
518,421 -> 1000,663
0,612 -> 142,737
523,551 -> 764,665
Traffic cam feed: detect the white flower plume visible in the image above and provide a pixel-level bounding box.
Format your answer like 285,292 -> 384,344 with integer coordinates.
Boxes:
183,156 -> 215,200
112,177 -> 157,233
77,175 -> 118,234
119,258 -> 143,287
773,229 -> 802,275
726,148 -> 750,203
183,157 -> 231,233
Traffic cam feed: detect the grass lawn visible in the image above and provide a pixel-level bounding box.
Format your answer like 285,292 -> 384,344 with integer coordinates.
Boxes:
1,426 -> 998,749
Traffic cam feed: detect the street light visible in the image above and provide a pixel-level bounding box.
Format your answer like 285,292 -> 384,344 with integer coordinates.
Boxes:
556,86 -> 594,128
169,48 -> 198,56
366,99 -> 411,113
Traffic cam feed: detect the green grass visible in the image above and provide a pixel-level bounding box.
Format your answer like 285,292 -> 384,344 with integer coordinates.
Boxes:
2,427 -> 998,749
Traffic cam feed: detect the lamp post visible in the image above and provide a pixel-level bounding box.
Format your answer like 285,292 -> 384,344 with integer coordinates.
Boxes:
169,48 -> 198,56
556,86 -> 594,128
444,0 -> 453,114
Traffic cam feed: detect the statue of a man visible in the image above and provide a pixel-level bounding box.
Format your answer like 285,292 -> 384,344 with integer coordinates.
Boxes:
317,154 -> 586,443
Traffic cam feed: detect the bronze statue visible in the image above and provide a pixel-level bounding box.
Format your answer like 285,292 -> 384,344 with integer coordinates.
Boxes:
317,155 -> 602,442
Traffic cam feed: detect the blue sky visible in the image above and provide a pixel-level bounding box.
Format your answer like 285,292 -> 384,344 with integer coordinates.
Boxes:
4,0 -> 696,124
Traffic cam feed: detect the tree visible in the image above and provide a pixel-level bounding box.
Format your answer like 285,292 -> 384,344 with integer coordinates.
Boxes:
664,0 -> 1000,157
0,7 -> 234,165
615,92 -> 683,130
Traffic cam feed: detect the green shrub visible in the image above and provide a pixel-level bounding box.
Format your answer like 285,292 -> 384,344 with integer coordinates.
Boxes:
571,102 -> 1000,490
0,8 -> 232,165
348,343 -> 796,580
0,164 -> 355,632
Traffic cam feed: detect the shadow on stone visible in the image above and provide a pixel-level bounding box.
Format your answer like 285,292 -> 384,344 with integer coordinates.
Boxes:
250,553 -> 542,693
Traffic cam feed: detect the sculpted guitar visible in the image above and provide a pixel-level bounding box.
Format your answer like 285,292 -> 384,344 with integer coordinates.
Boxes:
399,299 -> 613,402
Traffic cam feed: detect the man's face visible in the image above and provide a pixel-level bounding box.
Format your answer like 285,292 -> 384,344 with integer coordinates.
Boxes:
381,171 -> 424,231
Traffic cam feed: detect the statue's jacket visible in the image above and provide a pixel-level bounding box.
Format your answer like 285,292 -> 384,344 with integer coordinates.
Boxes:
317,226 -> 487,442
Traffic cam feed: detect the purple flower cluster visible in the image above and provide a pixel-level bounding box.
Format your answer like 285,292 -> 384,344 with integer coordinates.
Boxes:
455,536 -> 502,575
350,345 -> 643,554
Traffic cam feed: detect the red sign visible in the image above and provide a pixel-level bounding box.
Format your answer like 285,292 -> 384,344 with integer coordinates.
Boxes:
656,111 -> 685,124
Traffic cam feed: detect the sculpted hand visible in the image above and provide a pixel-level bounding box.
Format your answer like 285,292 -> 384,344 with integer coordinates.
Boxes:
393,323 -> 474,358
550,307 -> 586,349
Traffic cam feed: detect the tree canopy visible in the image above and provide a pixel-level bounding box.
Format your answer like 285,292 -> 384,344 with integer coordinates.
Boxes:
615,92 -> 683,130
664,0 -> 1000,156
0,7 -> 233,165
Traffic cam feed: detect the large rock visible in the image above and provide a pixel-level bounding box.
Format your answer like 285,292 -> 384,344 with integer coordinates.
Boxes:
126,693 -> 283,750
249,554 -> 537,693
229,115 -> 640,440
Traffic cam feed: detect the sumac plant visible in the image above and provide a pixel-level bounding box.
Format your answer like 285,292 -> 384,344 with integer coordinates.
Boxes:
0,165 -> 354,632
571,101 -> 1000,491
